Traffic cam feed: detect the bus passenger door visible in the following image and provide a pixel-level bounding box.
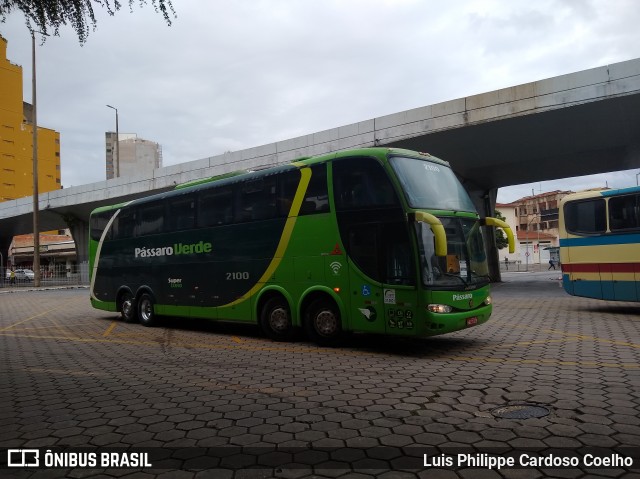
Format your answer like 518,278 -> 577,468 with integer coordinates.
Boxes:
345,222 -> 417,335
346,224 -> 386,334
381,226 -> 417,336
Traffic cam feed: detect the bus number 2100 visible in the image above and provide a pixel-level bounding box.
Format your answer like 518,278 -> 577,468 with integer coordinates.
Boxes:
226,272 -> 249,280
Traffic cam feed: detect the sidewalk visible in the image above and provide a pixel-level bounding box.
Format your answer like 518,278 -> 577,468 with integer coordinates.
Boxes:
0,283 -> 88,294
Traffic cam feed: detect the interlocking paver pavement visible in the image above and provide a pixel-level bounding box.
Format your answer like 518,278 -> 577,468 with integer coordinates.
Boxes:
0,273 -> 639,478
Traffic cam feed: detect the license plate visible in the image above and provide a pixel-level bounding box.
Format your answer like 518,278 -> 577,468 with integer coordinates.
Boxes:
466,316 -> 478,326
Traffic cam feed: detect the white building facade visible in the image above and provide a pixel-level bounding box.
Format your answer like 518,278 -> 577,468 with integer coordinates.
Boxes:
105,133 -> 162,179
496,190 -> 572,267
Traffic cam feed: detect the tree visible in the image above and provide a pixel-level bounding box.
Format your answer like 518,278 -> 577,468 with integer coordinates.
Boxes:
494,210 -> 510,250
0,0 -> 175,44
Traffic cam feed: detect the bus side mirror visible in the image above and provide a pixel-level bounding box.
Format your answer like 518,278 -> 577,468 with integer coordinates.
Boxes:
413,211 -> 447,257
481,217 -> 515,254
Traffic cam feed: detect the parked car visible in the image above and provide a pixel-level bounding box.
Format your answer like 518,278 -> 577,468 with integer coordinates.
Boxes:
6,269 -> 35,282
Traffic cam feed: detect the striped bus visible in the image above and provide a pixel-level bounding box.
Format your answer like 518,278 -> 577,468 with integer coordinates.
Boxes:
559,186 -> 640,301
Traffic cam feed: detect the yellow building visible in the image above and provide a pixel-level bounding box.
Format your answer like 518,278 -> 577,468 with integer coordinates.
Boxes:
0,34 -> 61,202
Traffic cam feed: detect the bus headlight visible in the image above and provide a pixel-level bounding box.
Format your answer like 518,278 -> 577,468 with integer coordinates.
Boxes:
484,295 -> 492,305
428,304 -> 452,313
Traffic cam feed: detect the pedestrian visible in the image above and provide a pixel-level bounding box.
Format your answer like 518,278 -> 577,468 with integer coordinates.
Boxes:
504,257 -> 509,270
9,268 -> 15,284
548,259 -> 556,270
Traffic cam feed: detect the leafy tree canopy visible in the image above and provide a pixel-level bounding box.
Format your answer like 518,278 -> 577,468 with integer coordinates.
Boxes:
494,210 -> 510,250
0,0 -> 175,44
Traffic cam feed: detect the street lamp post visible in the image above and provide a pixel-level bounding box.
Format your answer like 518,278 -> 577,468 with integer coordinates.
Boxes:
525,214 -> 541,272
106,105 -> 120,178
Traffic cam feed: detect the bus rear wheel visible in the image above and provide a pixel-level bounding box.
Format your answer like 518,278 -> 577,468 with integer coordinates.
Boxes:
305,298 -> 343,347
119,291 -> 137,323
138,293 -> 156,327
260,296 -> 294,341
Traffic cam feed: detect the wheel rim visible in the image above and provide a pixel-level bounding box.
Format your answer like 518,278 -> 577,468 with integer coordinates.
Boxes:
315,309 -> 337,336
140,298 -> 153,322
122,296 -> 133,318
269,307 -> 289,332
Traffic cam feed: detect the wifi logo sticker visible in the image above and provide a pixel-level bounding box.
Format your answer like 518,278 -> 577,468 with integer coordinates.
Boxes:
329,261 -> 343,276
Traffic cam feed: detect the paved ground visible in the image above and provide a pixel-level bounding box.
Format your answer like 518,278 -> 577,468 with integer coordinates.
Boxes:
0,273 -> 639,478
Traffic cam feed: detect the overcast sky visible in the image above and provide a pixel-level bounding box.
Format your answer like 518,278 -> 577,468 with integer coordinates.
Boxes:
1,0 -> 640,203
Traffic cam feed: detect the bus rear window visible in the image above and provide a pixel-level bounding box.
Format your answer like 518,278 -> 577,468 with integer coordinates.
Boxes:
564,199 -> 606,234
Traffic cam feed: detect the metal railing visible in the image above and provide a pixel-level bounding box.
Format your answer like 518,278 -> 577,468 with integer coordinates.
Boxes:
1,262 -> 89,289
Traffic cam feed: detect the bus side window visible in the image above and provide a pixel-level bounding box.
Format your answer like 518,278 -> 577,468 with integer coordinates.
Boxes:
333,157 -> 400,211
237,177 -> 277,221
564,198 -> 606,234
198,186 -> 233,227
113,210 -> 135,240
609,194 -> 639,231
277,169 -> 300,216
136,202 -> 165,237
167,195 -> 195,231
90,212 -> 112,242
300,164 -> 329,215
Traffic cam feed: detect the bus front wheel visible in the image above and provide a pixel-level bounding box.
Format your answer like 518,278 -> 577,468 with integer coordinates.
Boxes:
138,293 -> 156,327
119,291 -> 137,323
305,298 -> 343,347
260,296 -> 294,341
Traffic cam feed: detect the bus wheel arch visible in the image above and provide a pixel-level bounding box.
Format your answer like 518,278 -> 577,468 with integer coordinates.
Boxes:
301,290 -> 345,347
116,287 -> 137,323
257,289 -> 295,342
136,288 -> 157,327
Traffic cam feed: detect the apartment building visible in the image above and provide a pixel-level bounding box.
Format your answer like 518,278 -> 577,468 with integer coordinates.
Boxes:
496,190 -> 572,265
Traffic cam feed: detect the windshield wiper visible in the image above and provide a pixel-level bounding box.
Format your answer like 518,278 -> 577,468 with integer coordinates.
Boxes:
441,271 -> 469,286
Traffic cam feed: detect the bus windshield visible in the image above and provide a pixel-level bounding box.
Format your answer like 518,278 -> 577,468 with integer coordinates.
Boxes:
415,217 -> 489,289
390,155 -> 476,212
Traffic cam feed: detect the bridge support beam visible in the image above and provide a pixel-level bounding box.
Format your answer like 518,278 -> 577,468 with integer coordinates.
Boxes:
65,215 -> 89,264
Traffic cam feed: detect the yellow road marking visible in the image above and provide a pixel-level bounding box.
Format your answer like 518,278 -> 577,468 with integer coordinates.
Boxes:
1,331 -> 638,370
497,338 -> 581,348
543,331 -> 640,349
103,322 -> 118,337
448,354 -> 639,370
231,336 -> 244,343
19,367 -> 112,378
0,308 -> 58,332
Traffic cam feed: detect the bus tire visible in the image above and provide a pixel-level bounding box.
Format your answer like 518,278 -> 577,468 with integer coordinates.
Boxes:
260,296 -> 294,342
138,293 -> 156,327
119,291 -> 137,323
304,298 -> 344,347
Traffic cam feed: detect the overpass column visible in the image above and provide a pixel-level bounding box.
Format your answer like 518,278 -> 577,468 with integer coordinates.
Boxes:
65,215 -> 89,281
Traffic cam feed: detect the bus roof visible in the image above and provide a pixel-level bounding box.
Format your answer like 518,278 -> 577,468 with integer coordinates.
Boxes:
560,185 -> 640,205
91,147 -> 451,216
292,147 -> 450,168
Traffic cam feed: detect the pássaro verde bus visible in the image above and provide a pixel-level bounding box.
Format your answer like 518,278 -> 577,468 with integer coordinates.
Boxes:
89,148 -> 514,345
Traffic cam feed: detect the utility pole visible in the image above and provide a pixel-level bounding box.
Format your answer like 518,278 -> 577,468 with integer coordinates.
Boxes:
31,31 -> 42,287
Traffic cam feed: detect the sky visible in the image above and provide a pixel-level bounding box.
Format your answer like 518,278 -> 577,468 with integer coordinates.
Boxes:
1,0 -> 640,204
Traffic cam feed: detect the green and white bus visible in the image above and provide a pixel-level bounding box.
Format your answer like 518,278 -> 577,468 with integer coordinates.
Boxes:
89,148 -> 514,345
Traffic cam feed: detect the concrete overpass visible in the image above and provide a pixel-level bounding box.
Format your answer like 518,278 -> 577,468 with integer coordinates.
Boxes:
2,58 -> 640,280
